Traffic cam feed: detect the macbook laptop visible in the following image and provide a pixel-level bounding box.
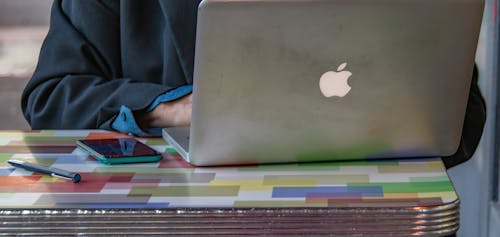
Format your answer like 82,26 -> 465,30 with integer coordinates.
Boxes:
163,0 -> 484,166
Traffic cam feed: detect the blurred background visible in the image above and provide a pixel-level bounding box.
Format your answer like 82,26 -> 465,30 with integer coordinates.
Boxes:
0,0 -> 498,236
0,0 -> 51,130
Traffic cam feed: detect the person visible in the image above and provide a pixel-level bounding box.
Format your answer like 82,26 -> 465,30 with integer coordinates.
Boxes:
21,0 -> 486,169
22,0 -> 198,138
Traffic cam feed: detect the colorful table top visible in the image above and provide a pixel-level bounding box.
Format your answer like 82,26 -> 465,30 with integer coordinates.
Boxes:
0,130 -> 457,209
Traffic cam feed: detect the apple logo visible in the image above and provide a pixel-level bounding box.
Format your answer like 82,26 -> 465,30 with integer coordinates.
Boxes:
319,62 -> 352,98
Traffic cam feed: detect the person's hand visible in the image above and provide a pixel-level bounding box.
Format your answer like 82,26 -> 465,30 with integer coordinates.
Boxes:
138,93 -> 192,129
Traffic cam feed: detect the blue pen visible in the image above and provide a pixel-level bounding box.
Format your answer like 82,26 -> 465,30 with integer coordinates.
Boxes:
8,160 -> 81,183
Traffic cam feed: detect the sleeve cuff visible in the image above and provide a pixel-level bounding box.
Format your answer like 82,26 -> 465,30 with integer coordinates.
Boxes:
111,85 -> 193,137
147,85 -> 193,111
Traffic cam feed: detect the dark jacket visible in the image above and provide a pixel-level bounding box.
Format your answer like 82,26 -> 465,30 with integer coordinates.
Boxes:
21,0 -> 486,168
22,0 -> 200,130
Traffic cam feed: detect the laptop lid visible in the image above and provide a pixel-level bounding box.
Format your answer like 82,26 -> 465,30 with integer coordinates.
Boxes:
169,0 -> 484,166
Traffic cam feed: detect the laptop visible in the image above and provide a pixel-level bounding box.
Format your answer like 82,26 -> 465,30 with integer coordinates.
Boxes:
163,0 -> 484,166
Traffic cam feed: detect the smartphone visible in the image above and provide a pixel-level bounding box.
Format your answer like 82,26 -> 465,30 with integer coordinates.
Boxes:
76,138 -> 163,165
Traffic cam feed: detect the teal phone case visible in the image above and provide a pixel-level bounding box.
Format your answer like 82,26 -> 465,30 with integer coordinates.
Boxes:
76,139 -> 163,165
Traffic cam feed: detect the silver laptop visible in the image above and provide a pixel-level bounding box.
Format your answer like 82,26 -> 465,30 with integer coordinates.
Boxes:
163,0 -> 484,166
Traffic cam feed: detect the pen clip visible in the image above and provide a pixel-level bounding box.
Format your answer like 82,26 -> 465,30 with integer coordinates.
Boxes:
51,173 -> 72,181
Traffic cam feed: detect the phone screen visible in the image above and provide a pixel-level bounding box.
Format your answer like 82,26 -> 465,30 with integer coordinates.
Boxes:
77,138 -> 161,159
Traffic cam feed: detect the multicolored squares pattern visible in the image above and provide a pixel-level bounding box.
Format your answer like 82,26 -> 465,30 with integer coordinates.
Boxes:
0,130 -> 457,208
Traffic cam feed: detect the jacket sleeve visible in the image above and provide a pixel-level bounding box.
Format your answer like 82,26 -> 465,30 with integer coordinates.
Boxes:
21,0 -> 171,130
442,65 -> 487,168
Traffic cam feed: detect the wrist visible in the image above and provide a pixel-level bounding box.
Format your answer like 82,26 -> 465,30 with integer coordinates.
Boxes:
138,102 -> 174,129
